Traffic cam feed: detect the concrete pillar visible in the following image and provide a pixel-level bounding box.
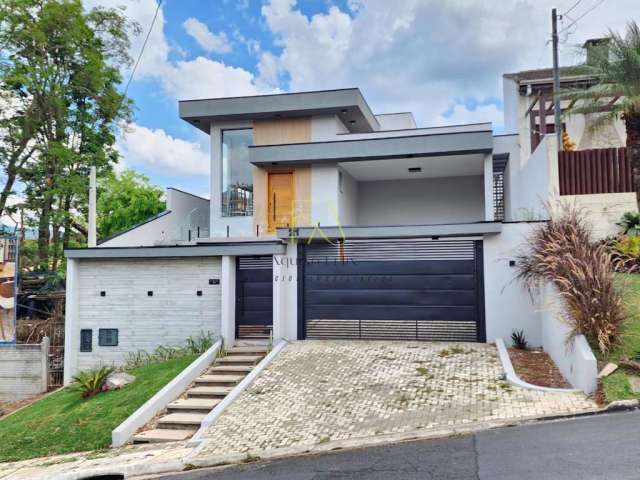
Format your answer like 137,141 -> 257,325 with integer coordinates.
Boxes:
220,256 -> 236,346
63,258 -> 79,385
41,336 -> 49,392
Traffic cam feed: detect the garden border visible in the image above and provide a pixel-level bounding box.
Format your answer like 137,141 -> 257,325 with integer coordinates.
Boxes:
495,338 -> 582,393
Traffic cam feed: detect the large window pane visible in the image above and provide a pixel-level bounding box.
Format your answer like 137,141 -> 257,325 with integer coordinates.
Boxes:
222,129 -> 253,217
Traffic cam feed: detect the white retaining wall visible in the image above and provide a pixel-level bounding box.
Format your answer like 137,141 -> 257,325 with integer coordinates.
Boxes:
559,192 -> 637,239
484,223 -> 543,346
64,257 -> 222,383
0,338 -> 49,401
540,284 -> 598,394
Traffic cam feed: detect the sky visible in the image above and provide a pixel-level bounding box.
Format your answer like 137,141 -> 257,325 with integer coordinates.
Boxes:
85,0 -> 639,198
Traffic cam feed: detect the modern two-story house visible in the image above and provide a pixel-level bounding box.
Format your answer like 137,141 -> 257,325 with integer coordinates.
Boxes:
62,81 -> 634,382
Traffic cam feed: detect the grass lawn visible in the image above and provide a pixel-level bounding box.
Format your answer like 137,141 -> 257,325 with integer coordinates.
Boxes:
0,354 -> 197,463
601,273 -> 640,402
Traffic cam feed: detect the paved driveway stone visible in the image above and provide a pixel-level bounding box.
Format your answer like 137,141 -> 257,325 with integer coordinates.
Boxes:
198,341 -> 597,458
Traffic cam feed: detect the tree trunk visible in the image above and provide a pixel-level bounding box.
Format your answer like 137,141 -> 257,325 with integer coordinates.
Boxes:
624,109 -> 640,207
37,201 -> 51,271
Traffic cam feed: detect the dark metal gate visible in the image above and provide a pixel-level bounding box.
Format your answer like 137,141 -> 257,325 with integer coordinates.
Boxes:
299,238 -> 485,342
236,256 -> 273,339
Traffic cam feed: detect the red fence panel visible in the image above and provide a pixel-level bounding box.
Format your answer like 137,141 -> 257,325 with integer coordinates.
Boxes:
559,147 -> 631,195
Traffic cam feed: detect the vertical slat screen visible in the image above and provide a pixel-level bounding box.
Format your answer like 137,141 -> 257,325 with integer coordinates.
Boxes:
559,147 -> 631,195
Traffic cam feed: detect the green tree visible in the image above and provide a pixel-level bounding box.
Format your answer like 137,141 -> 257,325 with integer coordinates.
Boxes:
97,170 -> 165,239
0,0 -> 138,270
564,22 -> 640,196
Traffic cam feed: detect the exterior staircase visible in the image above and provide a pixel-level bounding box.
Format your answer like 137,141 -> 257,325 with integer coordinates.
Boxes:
131,344 -> 268,444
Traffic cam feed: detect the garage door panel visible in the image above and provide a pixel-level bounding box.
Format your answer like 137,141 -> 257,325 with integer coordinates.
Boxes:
242,282 -> 273,297
240,310 -> 273,324
305,289 -> 476,306
302,239 -> 484,342
306,305 -> 477,322
242,297 -> 273,311
305,260 -> 475,276
305,274 -> 476,290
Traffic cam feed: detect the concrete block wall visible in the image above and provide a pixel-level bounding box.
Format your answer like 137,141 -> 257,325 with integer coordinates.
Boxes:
0,338 -> 48,401
65,257 -> 222,382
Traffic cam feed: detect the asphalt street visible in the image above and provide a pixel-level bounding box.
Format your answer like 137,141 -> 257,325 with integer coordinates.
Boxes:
156,410 -> 640,480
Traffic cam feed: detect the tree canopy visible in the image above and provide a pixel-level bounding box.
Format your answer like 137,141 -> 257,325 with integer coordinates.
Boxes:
97,170 -> 166,239
0,0 -> 140,270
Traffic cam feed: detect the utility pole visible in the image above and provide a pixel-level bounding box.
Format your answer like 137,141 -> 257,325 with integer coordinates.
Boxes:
552,8 -> 563,151
88,167 -> 97,248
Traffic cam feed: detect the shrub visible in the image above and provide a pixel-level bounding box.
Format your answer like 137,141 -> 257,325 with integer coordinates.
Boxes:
123,332 -> 215,370
185,331 -> 214,355
616,236 -> 640,257
618,212 -> 640,237
511,330 -> 528,350
516,203 -> 626,355
73,366 -> 114,398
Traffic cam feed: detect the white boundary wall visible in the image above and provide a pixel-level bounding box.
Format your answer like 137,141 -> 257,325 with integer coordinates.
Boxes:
0,337 -> 49,401
540,284 -> 598,394
64,257 -> 222,383
484,223 -> 543,346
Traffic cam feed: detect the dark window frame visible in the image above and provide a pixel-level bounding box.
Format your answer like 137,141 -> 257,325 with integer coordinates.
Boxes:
98,328 -> 119,347
80,329 -> 92,352
221,128 -> 254,217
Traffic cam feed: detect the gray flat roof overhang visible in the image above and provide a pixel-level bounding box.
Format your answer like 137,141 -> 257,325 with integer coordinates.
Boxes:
179,88 -> 379,134
64,241 -> 286,259
277,222 -> 503,240
249,129 -> 494,166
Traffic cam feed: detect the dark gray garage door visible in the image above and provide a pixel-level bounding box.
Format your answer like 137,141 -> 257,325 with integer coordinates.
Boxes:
300,239 -> 485,342
236,256 -> 273,339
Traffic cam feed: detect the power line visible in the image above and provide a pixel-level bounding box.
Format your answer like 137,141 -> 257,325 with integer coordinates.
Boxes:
123,0 -> 163,98
563,0 -> 584,16
558,0 -> 606,35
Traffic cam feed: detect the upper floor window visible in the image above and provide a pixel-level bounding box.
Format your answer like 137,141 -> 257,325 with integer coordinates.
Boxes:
222,129 -> 254,217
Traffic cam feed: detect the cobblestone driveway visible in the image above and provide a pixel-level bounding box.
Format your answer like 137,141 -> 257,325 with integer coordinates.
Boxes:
198,341 -> 597,458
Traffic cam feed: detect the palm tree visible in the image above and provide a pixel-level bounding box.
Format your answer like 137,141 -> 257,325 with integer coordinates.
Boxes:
563,22 -> 640,195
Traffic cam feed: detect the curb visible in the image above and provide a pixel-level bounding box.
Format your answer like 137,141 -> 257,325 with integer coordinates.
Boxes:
179,410 -> 603,475
495,338 -> 582,393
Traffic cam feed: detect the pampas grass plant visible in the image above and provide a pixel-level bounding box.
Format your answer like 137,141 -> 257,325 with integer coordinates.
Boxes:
516,203 -> 625,355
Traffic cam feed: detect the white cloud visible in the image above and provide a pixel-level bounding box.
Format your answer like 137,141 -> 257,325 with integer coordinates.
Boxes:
85,0 -> 269,100
440,103 -> 504,129
183,17 -> 232,54
261,0 -> 640,127
257,51 -> 281,88
117,124 -> 209,176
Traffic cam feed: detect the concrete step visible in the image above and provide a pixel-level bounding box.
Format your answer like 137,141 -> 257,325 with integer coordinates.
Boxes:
227,346 -> 269,355
157,412 -> 207,429
194,374 -> 243,386
167,398 -> 220,414
208,365 -> 253,375
132,428 -> 195,444
187,386 -> 233,398
215,355 -> 262,365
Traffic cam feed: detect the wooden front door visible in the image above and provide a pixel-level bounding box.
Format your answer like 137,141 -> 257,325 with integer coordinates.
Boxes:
267,172 -> 294,232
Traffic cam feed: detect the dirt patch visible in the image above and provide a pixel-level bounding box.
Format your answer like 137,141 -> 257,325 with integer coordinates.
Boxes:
0,392 -> 48,418
594,381 -> 607,407
508,348 -> 571,389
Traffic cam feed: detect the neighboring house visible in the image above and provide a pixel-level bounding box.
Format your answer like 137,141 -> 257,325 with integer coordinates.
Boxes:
503,38 -> 635,235
62,57 -> 636,382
